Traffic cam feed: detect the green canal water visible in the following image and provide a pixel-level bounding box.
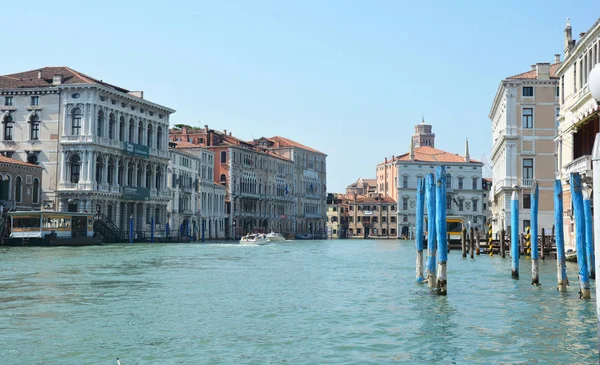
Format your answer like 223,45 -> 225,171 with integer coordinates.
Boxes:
0,239 -> 597,365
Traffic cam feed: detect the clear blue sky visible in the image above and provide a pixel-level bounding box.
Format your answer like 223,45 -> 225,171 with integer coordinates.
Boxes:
3,1 -> 599,192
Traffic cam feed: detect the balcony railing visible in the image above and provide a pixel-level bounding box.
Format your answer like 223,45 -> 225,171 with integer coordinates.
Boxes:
563,155 -> 592,177
521,179 -> 534,187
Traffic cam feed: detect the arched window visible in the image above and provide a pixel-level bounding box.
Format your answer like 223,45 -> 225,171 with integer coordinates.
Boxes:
156,168 -> 162,190
446,174 -> 452,189
97,109 -> 104,137
109,113 -> 116,140
127,164 -> 134,186
156,126 -> 162,150
108,158 -> 115,185
129,119 -> 135,143
71,108 -> 82,135
147,124 -> 153,147
15,176 -> 22,202
117,161 -> 124,185
95,156 -> 104,184
70,154 -> 81,183
32,178 -> 40,204
119,116 -> 125,142
220,174 -> 226,186
136,163 -> 143,187
137,122 -> 144,145
145,164 -> 152,188
3,114 -> 13,140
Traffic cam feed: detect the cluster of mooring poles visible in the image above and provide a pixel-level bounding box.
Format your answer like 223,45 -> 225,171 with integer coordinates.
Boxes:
415,166 -> 447,295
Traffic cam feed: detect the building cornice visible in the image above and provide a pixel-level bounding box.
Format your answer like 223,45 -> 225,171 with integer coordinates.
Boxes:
557,18 -> 600,76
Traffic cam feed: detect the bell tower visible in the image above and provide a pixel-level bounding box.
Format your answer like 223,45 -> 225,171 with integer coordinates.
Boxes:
412,118 -> 435,148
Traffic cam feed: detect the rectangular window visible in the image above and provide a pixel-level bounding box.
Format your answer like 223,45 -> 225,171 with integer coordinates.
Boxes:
349,216 -> 353,223
31,96 -> 39,106
31,122 -> 39,140
382,228 -> 387,235
458,177 -> 463,189
472,178 -> 477,190
472,200 -> 477,212
72,116 -> 82,135
349,206 -> 354,211
556,86 -> 560,97
4,96 -> 12,106
522,108 -> 533,128
391,228 -> 396,235
523,158 -> 533,180
402,175 -> 408,188
357,228 -> 362,235
391,205 -> 395,211
220,151 -> 227,163
458,200 -> 464,211
382,217 -> 387,223
403,215 -> 408,222
446,196 -> 452,210
390,216 -> 396,223
372,217 -> 378,223
402,198 -> 408,210
523,86 -> 533,97
523,193 -> 531,209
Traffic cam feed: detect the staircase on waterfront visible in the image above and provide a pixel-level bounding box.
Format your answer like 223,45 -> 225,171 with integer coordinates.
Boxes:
93,213 -> 123,243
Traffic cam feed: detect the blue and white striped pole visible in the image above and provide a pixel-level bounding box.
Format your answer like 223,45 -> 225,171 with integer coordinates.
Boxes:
583,183 -> 595,279
435,166 -> 447,295
571,173 -> 590,299
511,186 -> 519,279
426,173 -> 437,289
531,181 -> 539,285
415,177 -> 425,283
554,180 -> 569,292
129,214 -> 133,244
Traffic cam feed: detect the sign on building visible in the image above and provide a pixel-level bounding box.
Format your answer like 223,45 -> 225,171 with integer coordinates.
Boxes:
122,186 -> 150,200
124,142 -> 150,158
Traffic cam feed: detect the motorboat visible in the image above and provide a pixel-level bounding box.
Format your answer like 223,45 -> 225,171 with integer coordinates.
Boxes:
239,233 -> 269,245
266,231 -> 286,242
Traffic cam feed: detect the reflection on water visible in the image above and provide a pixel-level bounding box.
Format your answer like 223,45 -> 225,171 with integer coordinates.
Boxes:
0,240 -> 597,365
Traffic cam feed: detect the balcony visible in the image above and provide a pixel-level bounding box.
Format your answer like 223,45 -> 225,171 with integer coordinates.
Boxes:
521,179 -> 534,187
563,155 -> 593,177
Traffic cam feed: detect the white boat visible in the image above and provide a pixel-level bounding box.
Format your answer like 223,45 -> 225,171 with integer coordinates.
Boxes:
266,231 -> 286,242
239,233 -> 269,245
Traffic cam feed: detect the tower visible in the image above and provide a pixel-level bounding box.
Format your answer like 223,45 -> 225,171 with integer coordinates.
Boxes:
412,118 -> 435,148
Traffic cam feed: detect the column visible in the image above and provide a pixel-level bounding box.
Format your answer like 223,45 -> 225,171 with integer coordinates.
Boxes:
132,159 -> 137,187
60,151 -> 67,184
115,159 -> 120,186
102,155 -> 108,184
142,163 -> 147,188
87,151 -> 94,184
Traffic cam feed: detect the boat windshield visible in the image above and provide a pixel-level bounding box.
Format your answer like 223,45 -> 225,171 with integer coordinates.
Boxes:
12,217 -> 41,231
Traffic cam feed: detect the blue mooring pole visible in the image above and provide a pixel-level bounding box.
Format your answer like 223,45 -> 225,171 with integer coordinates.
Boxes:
129,215 -> 133,244
201,219 -> 205,243
511,186 -> 519,279
554,180 -> 568,291
531,181 -> 539,285
583,184 -> 595,280
571,173 -> 590,299
435,166 -> 447,295
150,216 -> 155,243
415,177 -> 425,283
426,173 -> 437,289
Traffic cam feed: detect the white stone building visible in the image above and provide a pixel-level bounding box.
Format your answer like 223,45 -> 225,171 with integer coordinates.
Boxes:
0,67 -> 173,240
168,148 -> 199,238
169,143 -> 227,239
556,18 -> 600,250
377,122 -> 486,237
488,58 -> 560,236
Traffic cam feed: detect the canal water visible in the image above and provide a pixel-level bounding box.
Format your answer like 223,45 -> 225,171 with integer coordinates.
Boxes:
0,240 -> 597,365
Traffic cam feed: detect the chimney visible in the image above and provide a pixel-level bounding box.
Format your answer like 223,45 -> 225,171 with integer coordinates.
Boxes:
464,138 -> 470,163
224,129 -> 227,135
580,32 -> 586,38
564,17 -> 575,55
555,54 -> 561,63
536,63 -> 551,80
385,157 -> 388,163
52,74 -> 63,86
204,124 -> 209,132
128,91 -> 144,99
409,139 -> 415,161
37,71 -> 42,79
182,126 -> 188,134
392,155 -> 395,161
229,132 -> 232,136
531,65 -> 536,71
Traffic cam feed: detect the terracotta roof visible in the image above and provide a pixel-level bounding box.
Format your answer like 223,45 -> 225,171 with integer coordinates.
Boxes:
0,155 -> 41,168
363,178 -> 377,186
396,146 -> 481,164
267,136 -> 325,155
0,66 -> 129,93
354,196 -> 396,204
173,141 -> 199,149
506,62 -> 561,80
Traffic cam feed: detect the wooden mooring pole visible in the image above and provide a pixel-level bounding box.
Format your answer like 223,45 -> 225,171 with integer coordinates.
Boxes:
500,229 -> 506,258
415,177 -> 425,283
476,230 -> 480,255
435,166 -> 447,296
554,180 -> 568,292
469,227 -> 474,259
540,228 -> 546,261
425,173 -> 437,289
461,227 -> 467,258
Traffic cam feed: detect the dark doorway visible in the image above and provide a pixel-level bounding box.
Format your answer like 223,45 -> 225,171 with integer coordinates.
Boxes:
401,225 -> 409,239
68,203 -> 78,212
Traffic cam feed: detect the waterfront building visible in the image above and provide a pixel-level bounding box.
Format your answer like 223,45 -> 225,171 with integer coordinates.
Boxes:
377,121 -> 485,237
168,147 -> 200,238
326,193 -> 349,238
346,194 -> 397,238
169,125 -> 295,238
346,178 -> 377,197
0,67 -> 174,238
252,136 -> 327,238
0,155 -> 43,211
169,142 -> 227,239
555,18 -> 600,249
488,57 -> 560,236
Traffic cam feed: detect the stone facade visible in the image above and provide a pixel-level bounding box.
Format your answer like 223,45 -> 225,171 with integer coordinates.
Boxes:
488,59 -> 560,236
556,18 -> 600,250
346,195 -> 397,238
0,67 -> 173,238
0,156 -> 43,211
